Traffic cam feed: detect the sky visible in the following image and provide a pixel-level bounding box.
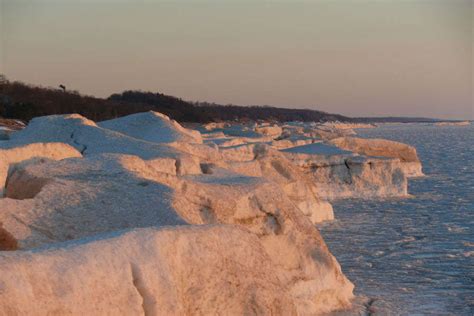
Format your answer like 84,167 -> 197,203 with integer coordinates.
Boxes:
1,0 -> 472,120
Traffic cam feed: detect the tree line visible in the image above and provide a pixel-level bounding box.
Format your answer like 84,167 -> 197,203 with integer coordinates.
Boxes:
0,79 -> 351,123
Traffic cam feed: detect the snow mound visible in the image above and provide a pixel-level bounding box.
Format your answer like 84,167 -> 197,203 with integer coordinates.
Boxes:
8,114 -> 202,174
99,111 -> 202,144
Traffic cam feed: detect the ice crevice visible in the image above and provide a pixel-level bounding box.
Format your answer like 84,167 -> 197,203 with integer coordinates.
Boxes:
130,262 -> 154,316
70,130 -> 87,155
343,158 -> 353,184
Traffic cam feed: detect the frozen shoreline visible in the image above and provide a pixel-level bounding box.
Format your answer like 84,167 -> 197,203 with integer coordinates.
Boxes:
0,113 -> 430,314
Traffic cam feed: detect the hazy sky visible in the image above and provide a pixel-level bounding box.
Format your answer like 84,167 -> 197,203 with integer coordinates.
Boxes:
1,0 -> 472,119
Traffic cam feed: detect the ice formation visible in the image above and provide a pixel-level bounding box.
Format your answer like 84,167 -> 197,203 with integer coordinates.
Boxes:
0,112 -> 424,314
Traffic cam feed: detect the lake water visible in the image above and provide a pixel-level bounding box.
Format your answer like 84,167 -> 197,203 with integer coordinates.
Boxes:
318,124 -> 473,315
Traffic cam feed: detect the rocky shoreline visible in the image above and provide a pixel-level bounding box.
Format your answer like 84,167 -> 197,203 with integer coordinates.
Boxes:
0,112 -> 423,314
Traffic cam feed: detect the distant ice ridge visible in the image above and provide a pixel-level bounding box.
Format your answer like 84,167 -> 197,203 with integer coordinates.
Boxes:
434,120 -> 470,126
200,120 -> 422,200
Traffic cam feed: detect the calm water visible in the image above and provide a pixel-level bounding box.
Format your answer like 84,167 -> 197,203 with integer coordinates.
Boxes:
318,124 -> 474,315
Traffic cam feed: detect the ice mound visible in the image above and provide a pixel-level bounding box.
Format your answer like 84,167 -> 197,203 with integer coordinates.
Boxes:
0,154 -> 183,249
254,123 -> 283,137
222,145 -> 335,223
99,111 -> 202,144
8,114 -> 202,174
0,142 -> 82,195
329,137 -> 424,177
0,225 -> 296,315
282,149 -> 408,200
